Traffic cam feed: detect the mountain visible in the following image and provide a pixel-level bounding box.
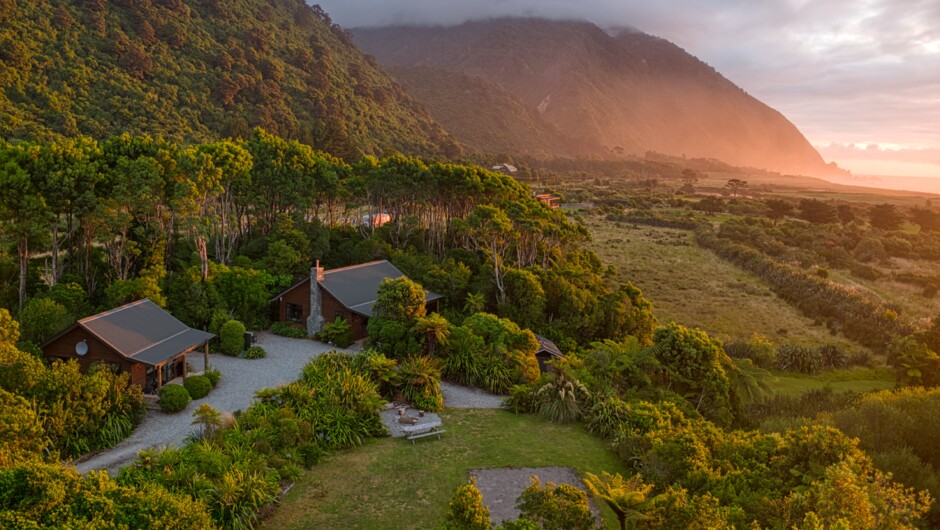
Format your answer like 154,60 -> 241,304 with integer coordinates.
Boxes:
388,66 -> 601,158
0,0 -> 459,159
353,19 -> 834,174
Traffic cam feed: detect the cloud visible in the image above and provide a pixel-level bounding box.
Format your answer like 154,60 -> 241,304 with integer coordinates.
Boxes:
817,143 -> 940,166
315,0 -> 940,171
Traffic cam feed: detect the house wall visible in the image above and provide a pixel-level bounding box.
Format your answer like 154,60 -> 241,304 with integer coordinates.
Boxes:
42,326 -> 145,386
277,278 -> 311,324
320,289 -> 368,340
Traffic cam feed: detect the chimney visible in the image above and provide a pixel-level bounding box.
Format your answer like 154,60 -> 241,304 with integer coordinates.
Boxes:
307,261 -> 325,337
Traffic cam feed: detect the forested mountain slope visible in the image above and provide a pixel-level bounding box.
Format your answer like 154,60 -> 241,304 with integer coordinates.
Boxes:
0,0 -> 460,159
354,19 -> 836,175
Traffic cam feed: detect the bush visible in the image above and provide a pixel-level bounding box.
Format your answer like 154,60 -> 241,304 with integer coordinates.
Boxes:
443,478 -> 491,530
183,376 -> 212,400
516,476 -> 596,530
158,384 -> 191,413
271,321 -> 307,338
244,345 -> 267,359
220,320 -> 246,356
317,317 -> 353,348
398,356 -> 444,412
204,367 -> 221,387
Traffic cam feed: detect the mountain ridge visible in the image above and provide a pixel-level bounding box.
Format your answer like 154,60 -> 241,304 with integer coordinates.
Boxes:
353,18 -> 838,175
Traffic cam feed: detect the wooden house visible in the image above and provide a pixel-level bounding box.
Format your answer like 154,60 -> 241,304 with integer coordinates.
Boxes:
42,299 -> 214,394
534,334 -> 564,373
273,260 -> 443,340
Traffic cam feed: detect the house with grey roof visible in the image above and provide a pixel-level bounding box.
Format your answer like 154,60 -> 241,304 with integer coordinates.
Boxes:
534,334 -> 564,373
42,299 -> 214,393
272,260 -> 443,340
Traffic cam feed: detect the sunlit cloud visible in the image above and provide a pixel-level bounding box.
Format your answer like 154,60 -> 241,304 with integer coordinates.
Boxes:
315,0 -> 940,176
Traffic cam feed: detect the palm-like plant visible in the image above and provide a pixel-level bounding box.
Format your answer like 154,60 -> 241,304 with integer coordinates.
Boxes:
191,403 -> 223,438
729,358 -> 776,405
582,471 -> 654,530
535,372 -> 590,423
463,292 -> 486,315
414,312 -> 451,356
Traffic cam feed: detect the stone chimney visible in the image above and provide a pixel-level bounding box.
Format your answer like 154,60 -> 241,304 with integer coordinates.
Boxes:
307,260 -> 325,337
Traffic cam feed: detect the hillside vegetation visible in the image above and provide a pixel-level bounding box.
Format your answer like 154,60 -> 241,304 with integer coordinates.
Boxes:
0,0 -> 459,159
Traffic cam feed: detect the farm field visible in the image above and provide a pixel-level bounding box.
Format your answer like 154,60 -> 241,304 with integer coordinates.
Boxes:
585,216 -> 859,349
262,409 -> 626,530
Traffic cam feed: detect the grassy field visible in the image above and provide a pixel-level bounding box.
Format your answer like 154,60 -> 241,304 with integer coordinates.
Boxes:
828,266 -> 940,322
262,409 -> 627,530
770,367 -> 895,396
586,216 -> 858,348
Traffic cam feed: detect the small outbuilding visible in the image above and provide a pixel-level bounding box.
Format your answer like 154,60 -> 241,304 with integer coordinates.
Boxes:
42,299 -> 214,394
273,260 -> 444,340
534,334 -> 564,373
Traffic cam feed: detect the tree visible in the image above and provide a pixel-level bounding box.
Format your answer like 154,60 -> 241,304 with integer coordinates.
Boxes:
799,199 -> 838,225
17,298 -> 73,345
869,203 -> 905,231
414,313 -> 450,356
764,199 -> 793,225
649,323 -> 733,425
368,277 -> 428,357
887,335 -> 940,387
725,179 -> 748,198
0,142 -> 49,309
910,207 -> 940,233
582,472 -> 654,530
837,204 -> 856,228
464,292 -> 486,314
459,205 -> 515,305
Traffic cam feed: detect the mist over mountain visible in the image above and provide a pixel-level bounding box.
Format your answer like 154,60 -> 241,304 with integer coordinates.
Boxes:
354,18 -> 838,174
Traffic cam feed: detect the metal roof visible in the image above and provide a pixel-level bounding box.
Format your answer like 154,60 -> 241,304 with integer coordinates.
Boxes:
77,299 -> 214,366
318,260 -> 444,318
535,334 -> 564,357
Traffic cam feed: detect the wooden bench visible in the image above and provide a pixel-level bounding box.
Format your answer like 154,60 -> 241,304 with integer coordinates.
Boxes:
401,420 -> 445,443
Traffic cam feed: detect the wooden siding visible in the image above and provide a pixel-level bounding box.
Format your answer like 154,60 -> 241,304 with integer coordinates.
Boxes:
277,278 -> 311,324
43,326 -> 139,380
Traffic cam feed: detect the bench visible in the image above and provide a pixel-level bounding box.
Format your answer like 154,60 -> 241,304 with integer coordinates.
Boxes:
401,420 -> 445,443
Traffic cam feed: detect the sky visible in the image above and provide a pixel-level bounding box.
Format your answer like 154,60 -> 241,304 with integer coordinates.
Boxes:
316,0 -> 940,181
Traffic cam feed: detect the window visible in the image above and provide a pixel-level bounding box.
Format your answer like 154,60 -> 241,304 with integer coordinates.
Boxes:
334,311 -> 344,322
286,303 -> 303,323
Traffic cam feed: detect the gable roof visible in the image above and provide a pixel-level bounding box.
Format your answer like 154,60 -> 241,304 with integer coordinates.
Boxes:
318,260 -> 444,318
67,299 -> 214,366
535,334 -> 564,358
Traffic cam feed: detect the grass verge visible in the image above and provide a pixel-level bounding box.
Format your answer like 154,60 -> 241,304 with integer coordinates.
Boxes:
262,408 -> 627,530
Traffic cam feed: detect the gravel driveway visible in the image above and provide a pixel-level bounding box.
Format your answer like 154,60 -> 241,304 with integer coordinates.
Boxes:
74,332 -> 350,475
441,381 -> 506,408
471,467 -> 601,525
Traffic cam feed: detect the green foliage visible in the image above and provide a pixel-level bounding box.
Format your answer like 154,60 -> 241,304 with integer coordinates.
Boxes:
317,317 -> 353,348
398,356 -> 444,412
442,478 -> 491,530
205,367 -> 222,388
17,297 -> 73,344
582,472 -> 654,530
535,372 -> 591,424
0,388 -> 51,466
648,323 -> 733,426
515,476 -> 598,530
191,403 -> 223,439
244,345 -> 267,359
220,319 -> 246,356
271,321 -> 307,338
887,336 -> 940,387
183,375 -> 212,400
158,384 -> 191,414
0,462 -> 214,529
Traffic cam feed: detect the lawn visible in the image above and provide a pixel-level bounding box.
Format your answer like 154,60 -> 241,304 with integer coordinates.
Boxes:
585,216 -> 858,348
770,367 -> 895,396
262,409 -> 627,530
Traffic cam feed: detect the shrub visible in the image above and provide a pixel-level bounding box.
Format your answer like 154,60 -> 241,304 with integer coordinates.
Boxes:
516,476 -> 596,530
443,478 -> 491,530
220,319 -> 246,355
204,367 -> 221,387
317,317 -> 353,348
776,344 -> 820,374
535,372 -> 590,423
183,376 -> 211,400
244,345 -> 267,359
158,384 -> 191,413
505,384 -> 538,413
271,321 -> 307,338
398,356 -> 444,412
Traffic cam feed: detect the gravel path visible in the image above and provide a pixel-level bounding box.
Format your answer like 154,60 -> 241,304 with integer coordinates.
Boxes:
471,467 -> 601,525
441,381 -> 506,409
74,332 -> 351,475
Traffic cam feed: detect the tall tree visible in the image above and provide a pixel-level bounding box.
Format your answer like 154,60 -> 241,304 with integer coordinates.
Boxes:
869,203 -> 905,231
458,205 -> 515,305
